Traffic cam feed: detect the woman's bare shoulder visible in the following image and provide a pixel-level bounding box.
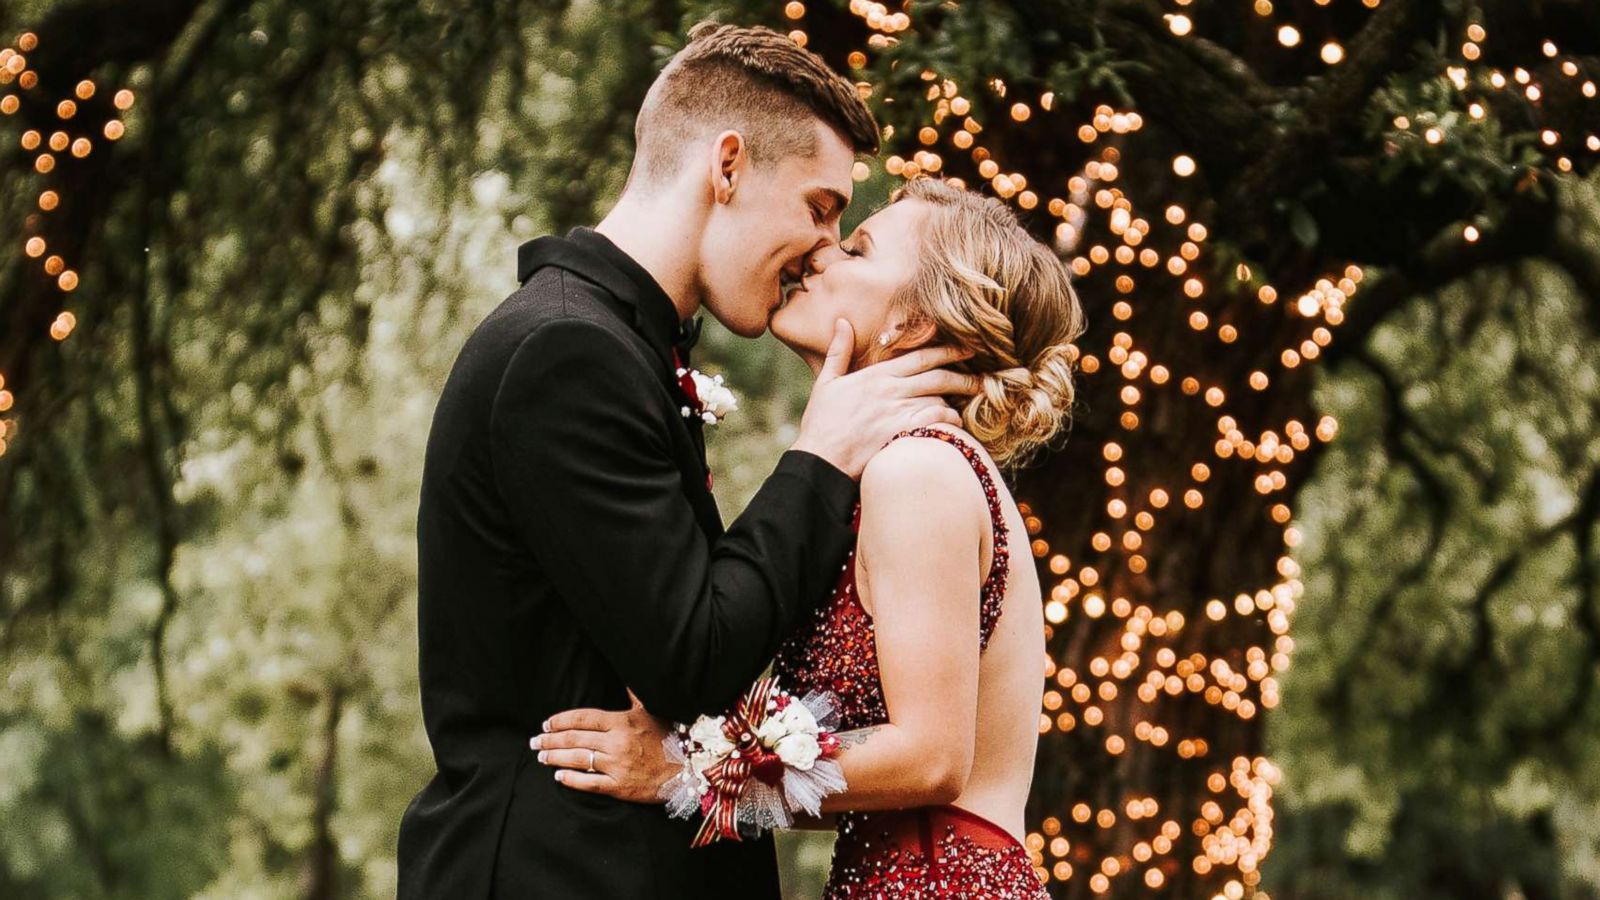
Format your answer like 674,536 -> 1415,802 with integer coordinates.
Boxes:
859,426 -> 992,525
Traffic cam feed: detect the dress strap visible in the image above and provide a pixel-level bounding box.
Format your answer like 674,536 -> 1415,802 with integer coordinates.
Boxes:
885,428 -> 1012,651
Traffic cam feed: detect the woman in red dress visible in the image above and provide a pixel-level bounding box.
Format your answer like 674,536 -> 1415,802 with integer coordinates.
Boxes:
536,178 -> 1085,898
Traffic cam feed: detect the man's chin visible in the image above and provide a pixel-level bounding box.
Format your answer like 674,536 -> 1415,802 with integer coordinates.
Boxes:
717,312 -> 768,340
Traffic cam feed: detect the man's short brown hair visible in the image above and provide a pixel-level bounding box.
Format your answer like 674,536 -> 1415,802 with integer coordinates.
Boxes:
631,22 -> 880,186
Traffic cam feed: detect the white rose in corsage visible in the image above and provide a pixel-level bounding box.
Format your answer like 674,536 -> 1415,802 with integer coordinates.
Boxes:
754,698 -> 818,748
773,732 -> 822,772
688,715 -> 734,760
676,366 -> 739,425
657,677 -> 848,847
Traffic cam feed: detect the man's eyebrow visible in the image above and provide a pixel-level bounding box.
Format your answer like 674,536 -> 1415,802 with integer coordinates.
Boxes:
810,188 -> 849,218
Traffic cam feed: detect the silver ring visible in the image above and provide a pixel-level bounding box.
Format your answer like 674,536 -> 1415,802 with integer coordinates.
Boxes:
586,749 -> 597,773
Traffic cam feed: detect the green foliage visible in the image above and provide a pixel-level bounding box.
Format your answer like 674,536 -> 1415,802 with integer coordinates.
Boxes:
0,713 -> 234,899
1,1 -> 1598,897
1269,175 -> 1600,898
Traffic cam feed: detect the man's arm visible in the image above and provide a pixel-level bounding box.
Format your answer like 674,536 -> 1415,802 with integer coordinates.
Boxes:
529,436 -> 986,809
491,317 -> 857,722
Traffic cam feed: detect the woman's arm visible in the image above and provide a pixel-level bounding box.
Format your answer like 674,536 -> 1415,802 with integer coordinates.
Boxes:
533,435 -> 987,813
814,435 -> 984,812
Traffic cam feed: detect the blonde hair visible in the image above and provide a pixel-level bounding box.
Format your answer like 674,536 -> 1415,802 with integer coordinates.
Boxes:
880,178 -> 1087,468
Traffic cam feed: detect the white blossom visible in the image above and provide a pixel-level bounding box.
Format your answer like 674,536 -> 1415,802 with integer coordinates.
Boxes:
688,715 -> 733,760
689,370 -> 739,424
774,733 -> 822,771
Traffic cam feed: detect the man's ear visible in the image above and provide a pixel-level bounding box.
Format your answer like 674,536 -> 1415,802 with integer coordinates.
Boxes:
707,130 -> 745,204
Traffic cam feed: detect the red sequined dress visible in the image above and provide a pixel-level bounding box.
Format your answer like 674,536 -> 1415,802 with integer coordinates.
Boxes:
771,428 -> 1048,899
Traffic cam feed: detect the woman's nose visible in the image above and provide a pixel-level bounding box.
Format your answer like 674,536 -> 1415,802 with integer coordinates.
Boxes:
807,244 -> 845,274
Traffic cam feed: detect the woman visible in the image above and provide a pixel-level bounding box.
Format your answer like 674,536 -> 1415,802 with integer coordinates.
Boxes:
534,177 -> 1085,897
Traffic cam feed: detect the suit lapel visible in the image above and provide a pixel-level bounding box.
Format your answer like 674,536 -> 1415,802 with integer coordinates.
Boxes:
518,235 -> 722,538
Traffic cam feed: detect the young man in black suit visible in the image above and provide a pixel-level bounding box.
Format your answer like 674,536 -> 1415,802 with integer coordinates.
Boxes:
398,22 -> 976,899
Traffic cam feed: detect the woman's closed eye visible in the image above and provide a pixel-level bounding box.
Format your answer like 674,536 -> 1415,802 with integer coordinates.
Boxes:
844,227 -> 874,258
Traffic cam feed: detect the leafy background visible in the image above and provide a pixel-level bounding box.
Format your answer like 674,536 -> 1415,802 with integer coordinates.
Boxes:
0,0 -> 1598,897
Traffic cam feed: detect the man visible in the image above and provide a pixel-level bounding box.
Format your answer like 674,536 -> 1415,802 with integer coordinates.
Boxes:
398,22 -> 975,899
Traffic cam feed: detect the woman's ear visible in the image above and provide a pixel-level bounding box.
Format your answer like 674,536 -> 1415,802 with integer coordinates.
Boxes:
892,318 -> 940,352
707,130 -> 745,204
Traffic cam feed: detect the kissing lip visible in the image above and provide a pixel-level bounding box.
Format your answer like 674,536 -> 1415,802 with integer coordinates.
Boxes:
776,279 -> 810,313
776,265 -> 808,311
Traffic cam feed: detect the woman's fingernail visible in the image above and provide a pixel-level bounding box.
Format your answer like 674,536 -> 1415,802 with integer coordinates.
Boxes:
537,751 -> 547,764
541,719 -> 551,732
554,770 -> 565,783
529,735 -> 543,750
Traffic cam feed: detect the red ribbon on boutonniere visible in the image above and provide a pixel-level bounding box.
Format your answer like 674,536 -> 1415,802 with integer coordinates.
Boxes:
672,348 -> 730,491
674,349 -> 702,411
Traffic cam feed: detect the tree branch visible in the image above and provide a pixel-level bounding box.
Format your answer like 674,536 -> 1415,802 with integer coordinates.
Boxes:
1219,0 -> 1446,240
1324,187 -> 1559,367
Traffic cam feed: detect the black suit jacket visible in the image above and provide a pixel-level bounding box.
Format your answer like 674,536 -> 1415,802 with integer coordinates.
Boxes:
397,228 -> 858,899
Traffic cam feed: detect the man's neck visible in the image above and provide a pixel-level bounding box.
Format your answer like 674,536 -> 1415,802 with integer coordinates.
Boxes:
595,194 -> 702,323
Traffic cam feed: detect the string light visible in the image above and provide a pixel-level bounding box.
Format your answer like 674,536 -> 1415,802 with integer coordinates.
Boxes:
0,30 -> 138,457
796,1 -> 1593,892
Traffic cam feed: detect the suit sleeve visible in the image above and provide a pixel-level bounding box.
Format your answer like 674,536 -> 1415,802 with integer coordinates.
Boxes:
490,317 -> 858,722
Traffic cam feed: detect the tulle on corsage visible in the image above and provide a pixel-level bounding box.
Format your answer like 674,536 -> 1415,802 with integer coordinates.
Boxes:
659,676 -> 848,846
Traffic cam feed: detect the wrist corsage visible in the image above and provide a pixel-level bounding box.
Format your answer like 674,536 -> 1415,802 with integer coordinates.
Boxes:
659,677 -> 847,847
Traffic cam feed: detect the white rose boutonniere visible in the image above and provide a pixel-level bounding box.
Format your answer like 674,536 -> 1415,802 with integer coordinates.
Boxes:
676,366 -> 738,425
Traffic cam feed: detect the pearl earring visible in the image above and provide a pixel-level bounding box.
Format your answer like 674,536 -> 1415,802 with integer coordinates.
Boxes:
877,333 -> 892,347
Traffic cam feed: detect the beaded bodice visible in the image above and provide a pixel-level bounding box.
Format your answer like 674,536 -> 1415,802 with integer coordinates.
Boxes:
771,428 -> 1011,731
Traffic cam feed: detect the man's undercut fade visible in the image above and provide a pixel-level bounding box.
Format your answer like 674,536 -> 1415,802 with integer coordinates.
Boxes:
631,22 -> 880,187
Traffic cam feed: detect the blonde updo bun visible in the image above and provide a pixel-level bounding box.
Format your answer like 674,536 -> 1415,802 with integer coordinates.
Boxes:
886,178 -> 1086,468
